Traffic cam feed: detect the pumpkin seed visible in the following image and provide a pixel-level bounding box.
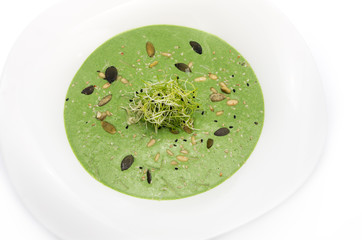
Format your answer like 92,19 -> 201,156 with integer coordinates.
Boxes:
81,85 -> 95,95
98,94 -> 112,107
147,139 -> 156,147
149,61 -> 159,68
189,41 -> 202,54
146,41 -> 155,57
227,99 -> 239,106
194,76 -> 206,82
121,155 -> 134,171
101,121 -> 117,134
96,111 -> 107,121
175,63 -> 192,73
147,169 -> 152,184
207,139 -> 214,149
210,93 -> 226,102
209,73 -> 218,80
170,128 -> 180,134
154,153 -> 160,162
176,155 -> 188,162
183,126 -> 193,134
214,128 -> 230,136
105,66 -> 118,83
98,72 -> 106,78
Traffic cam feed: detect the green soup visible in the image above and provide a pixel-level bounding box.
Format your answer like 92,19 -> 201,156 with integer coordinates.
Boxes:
64,25 -> 264,200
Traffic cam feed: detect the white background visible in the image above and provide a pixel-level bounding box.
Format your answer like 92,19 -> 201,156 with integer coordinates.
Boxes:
0,0 -> 361,239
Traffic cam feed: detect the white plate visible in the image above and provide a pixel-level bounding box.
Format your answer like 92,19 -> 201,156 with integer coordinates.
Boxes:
0,0 -> 326,239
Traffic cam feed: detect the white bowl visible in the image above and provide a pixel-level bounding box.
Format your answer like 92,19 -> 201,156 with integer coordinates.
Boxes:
0,0 -> 326,239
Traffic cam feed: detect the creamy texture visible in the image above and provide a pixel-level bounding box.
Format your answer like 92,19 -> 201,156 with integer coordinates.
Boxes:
64,25 -> 264,200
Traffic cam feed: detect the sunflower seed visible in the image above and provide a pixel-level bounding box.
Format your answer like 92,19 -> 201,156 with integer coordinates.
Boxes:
207,139 -> 214,149
101,121 -> 117,134
216,110 -> 224,116
214,128 -> 230,136
146,41 -> 155,57
120,78 -> 128,84
121,155 -> 134,171
102,82 -> 111,89
227,99 -> 239,106
194,76 -> 206,82
189,41 -> 202,54
98,94 -> 112,107
209,105 -> 214,112
180,149 -> 188,154
191,135 -> 196,145
96,111 -> 107,121
210,93 -> 226,102
154,153 -> 160,162
161,52 -> 172,57
210,87 -> 218,94
167,149 -> 174,156
147,139 -> 156,147
147,169 -> 152,184
176,155 -> 188,162
149,61 -> 159,68
81,85 -> 95,95
175,63 -> 192,73
208,73 -> 218,80
98,72 -> 106,78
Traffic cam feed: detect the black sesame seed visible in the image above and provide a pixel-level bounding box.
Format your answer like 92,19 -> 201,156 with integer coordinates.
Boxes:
231,75 -> 235,77
183,139 -> 187,142
66,98 -> 69,101
197,106 -> 200,108
233,89 -> 236,93
175,139 -> 178,142
201,139 -> 204,143
229,126 -> 234,129
193,96 -> 195,98
85,122 -> 88,124
136,91 -> 139,94
126,125 -> 129,129
175,167 -> 179,170
214,120 -> 218,122
234,115 -> 236,119
181,98 -> 184,101
202,111 -> 205,115
140,89 -> 143,93
96,70 -> 100,72
177,76 -> 180,80
254,122 -> 259,125
139,167 -> 143,169
129,99 -> 133,102
247,83 -> 250,87
158,93 -> 160,96
173,144 -> 177,147
158,126 -> 161,129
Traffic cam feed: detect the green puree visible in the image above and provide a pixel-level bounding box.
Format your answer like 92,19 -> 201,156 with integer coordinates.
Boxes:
64,25 -> 264,200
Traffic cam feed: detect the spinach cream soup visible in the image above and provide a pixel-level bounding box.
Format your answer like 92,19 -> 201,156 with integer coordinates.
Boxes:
64,25 -> 264,200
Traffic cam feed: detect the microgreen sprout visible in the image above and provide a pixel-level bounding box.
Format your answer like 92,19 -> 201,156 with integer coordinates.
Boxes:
125,77 -> 200,133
